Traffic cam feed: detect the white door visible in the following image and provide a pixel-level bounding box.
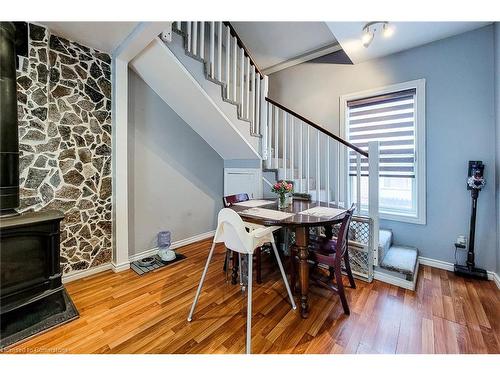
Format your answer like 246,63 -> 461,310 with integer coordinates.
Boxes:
224,168 -> 262,199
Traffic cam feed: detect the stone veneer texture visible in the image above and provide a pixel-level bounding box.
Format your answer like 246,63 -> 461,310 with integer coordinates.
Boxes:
16,23 -> 113,274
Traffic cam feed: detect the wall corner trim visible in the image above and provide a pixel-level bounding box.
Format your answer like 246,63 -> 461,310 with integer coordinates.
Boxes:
111,260 -> 131,273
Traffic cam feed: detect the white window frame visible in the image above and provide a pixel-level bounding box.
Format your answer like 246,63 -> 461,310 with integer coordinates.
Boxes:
340,79 -> 426,225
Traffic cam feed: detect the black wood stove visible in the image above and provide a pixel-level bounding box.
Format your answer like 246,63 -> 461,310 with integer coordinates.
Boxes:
0,22 -> 78,350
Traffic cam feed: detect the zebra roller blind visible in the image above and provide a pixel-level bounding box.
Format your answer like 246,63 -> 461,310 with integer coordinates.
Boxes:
347,89 -> 416,178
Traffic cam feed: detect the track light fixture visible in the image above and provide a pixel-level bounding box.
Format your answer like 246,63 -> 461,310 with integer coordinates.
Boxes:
362,21 -> 394,48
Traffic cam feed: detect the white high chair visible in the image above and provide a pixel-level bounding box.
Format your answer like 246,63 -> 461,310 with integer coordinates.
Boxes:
187,208 -> 296,354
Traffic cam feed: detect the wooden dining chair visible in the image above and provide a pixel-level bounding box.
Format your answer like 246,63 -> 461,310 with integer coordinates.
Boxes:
290,205 -> 356,315
223,193 -> 250,208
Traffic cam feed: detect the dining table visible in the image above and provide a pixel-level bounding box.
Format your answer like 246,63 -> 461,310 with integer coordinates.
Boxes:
231,198 -> 348,319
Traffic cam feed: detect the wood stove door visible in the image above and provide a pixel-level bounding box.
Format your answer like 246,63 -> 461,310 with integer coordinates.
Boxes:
0,220 -> 62,312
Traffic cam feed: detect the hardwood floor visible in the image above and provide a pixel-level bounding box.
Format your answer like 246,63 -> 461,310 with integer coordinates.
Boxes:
6,238 -> 500,354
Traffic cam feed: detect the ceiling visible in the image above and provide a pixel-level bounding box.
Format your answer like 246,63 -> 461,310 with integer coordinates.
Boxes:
231,22 -> 338,73
41,22 -> 139,53
40,21 -> 492,66
327,22 -> 491,64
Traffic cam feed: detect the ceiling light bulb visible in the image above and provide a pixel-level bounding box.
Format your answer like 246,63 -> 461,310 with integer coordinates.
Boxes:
362,28 -> 374,48
383,23 -> 394,38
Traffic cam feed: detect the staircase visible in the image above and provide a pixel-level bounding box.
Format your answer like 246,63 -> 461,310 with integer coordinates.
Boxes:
137,21 -> 419,287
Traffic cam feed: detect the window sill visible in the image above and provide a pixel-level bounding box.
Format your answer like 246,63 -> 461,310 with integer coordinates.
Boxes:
359,209 -> 426,225
379,211 -> 426,225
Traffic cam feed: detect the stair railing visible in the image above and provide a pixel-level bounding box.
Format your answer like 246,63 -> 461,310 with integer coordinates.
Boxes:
172,21 -> 267,138
264,98 -> 380,265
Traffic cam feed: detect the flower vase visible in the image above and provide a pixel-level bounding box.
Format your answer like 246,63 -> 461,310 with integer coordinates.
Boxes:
278,193 -> 288,209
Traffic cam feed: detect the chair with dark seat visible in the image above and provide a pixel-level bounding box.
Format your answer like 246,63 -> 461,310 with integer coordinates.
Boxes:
223,193 -> 250,208
290,205 -> 356,315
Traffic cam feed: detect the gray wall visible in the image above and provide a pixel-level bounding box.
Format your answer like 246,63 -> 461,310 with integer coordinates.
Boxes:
270,25 -> 497,271
128,69 -> 223,255
495,23 -> 500,274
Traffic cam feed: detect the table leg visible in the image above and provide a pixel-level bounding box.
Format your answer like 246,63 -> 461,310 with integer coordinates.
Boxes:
231,251 -> 239,285
295,226 -> 309,319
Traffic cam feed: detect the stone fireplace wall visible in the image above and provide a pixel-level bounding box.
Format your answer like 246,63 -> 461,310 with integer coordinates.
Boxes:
16,23 -> 112,274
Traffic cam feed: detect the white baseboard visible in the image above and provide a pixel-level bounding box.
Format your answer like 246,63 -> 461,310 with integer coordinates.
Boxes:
374,260 -> 419,291
62,263 -> 112,284
418,255 -> 500,290
61,231 -> 215,283
111,260 -> 131,273
129,230 -> 215,262
418,256 -> 454,272
491,272 -> 500,289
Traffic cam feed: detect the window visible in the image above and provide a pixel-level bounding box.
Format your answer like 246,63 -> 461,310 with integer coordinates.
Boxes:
340,80 -> 426,224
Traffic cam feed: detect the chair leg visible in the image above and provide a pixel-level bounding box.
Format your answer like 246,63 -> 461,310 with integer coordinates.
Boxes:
223,247 -> 229,272
188,242 -> 217,322
246,254 -> 253,354
334,261 -> 350,315
289,246 -> 296,294
343,251 -> 356,289
255,247 -> 262,284
271,242 -> 297,310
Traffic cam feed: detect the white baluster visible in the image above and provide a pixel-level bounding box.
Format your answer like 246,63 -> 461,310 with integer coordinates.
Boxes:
192,22 -> 198,56
255,74 -> 261,135
356,153 -> 361,214
199,22 -> 205,60
275,108 -> 279,170
232,36 -> 237,102
209,22 -> 215,78
290,116 -> 294,182
216,22 -> 222,81
245,56 -> 250,120
186,21 -> 192,53
261,76 -> 269,159
264,102 -> 270,168
368,141 -> 380,266
306,126 -> 310,193
326,139 -> 330,204
225,25 -> 230,89
335,142 -> 340,206
239,48 -> 244,111
251,66 -> 256,132
283,113 -> 287,180
299,121 -> 303,193
316,130 -> 320,202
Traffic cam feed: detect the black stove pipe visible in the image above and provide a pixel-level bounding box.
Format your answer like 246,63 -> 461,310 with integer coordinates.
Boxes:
0,22 -> 19,217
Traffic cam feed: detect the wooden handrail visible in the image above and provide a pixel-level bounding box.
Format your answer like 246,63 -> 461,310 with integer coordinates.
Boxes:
265,97 -> 369,158
223,22 -> 264,77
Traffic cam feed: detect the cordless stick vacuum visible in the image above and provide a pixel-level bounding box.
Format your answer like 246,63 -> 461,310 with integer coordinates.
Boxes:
454,161 -> 488,280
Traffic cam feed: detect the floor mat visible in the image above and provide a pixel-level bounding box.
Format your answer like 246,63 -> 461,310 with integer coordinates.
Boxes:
131,253 -> 186,275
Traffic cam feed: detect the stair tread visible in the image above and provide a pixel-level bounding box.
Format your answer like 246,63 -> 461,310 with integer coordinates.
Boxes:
380,245 -> 418,276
